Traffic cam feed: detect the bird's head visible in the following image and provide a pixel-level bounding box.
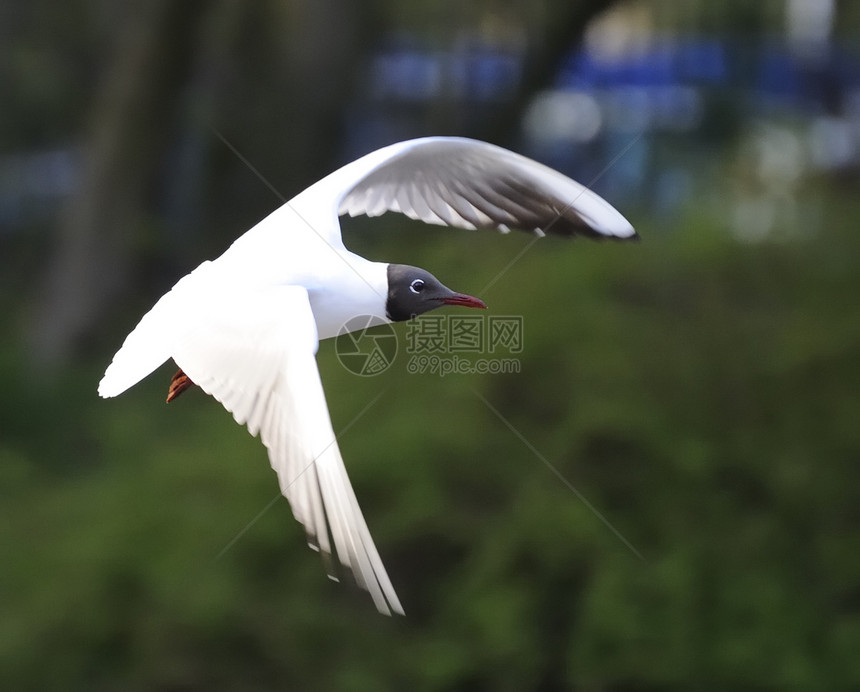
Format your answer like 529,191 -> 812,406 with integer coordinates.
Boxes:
385,264 -> 487,322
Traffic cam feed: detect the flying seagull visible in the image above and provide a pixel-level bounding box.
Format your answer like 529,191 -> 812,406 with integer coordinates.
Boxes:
98,136 -> 636,615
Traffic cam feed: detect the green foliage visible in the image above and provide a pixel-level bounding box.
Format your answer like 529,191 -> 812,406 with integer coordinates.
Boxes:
2,183 -> 859,688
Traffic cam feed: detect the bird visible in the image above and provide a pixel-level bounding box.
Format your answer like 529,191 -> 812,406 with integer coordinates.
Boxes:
98,136 -> 636,615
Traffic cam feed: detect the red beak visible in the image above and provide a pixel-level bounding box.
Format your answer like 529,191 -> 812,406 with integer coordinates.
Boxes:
441,293 -> 488,310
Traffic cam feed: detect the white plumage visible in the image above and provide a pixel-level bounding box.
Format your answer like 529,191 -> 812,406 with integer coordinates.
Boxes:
99,136 -> 635,615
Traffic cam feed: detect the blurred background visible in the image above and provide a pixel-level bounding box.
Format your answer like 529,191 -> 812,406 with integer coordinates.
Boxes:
2,0 -> 859,688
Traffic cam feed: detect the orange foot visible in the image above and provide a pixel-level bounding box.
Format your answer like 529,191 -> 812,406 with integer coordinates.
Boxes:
166,369 -> 195,403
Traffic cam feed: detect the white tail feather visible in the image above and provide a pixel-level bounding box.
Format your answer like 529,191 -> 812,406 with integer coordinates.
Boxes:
98,261 -> 214,398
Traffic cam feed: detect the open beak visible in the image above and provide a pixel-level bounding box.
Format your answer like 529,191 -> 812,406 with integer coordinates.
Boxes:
441,292 -> 488,310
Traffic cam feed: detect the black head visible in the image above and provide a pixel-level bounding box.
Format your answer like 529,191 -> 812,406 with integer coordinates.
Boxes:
385,264 -> 487,322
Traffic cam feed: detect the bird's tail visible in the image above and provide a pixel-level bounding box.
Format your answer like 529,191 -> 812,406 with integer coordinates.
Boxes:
98,261 -> 212,398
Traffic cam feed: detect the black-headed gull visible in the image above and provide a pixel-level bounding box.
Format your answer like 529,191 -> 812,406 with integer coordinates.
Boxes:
98,136 -> 636,615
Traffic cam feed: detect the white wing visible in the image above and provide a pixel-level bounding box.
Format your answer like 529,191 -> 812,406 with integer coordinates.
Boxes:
159,284 -> 402,615
292,136 -> 636,244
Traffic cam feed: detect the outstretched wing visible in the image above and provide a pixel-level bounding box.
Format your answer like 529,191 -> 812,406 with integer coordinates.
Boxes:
170,284 -> 403,615
292,137 -> 636,243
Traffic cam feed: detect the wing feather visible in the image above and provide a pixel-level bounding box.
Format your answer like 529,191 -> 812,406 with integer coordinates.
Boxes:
171,285 -> 403,615
327,137 -> 636,240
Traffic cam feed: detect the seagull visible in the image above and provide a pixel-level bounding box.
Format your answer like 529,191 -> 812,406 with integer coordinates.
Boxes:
98,136 -> 636,615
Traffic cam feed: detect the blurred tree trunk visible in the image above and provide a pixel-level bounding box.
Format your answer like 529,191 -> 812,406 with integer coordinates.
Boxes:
28,0 -> 374,370
484,0 -> 620,144
29,0 -> 210,368
283,0 -> 378,185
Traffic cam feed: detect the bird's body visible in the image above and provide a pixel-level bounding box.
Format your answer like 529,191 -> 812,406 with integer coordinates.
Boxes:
99,136 -> 636,615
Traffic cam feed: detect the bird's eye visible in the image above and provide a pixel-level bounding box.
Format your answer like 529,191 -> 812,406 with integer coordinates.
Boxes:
409,279 -> 425,294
